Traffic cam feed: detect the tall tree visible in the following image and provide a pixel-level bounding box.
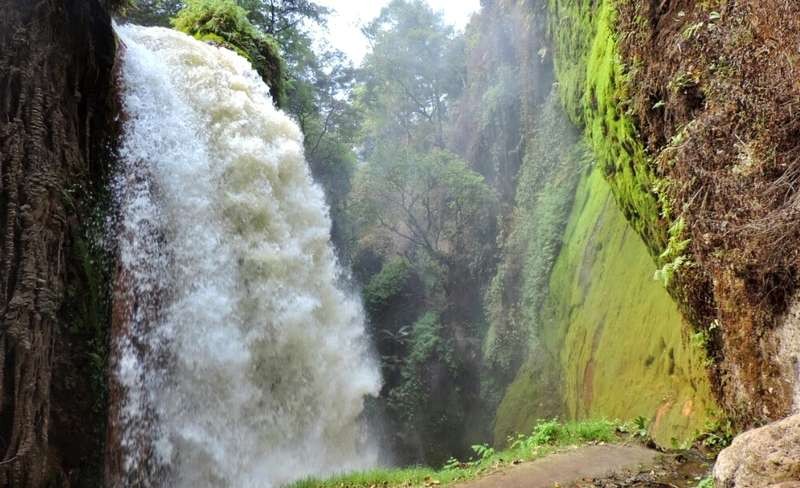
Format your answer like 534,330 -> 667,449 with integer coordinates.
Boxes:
352,147 -> 495,271
360,0 -> 466,151
120,0 -> 183,26
350,0 -> 499,464
237,0 -> 328,40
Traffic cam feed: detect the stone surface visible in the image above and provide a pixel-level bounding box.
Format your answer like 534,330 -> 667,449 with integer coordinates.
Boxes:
715,414 -> 800,487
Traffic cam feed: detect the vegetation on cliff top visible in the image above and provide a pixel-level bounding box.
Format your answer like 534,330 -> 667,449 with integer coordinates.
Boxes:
172,0 -> 286,104
548,0 -> 668,258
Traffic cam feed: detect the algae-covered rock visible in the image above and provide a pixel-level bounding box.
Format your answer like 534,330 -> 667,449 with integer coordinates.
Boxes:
714,414 -> 800,487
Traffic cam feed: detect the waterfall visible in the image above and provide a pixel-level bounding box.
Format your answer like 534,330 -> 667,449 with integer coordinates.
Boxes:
110,25 -> 381,487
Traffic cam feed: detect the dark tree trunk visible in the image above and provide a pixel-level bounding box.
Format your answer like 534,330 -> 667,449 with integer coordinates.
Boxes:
0,0 -> 117,485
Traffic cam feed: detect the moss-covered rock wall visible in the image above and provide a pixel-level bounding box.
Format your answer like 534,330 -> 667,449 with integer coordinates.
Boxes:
542,0 -> 800,429
481,0 -> 722,448
494,168 -> 718,446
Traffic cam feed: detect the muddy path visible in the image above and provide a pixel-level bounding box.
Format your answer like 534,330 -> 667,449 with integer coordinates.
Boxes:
454,445 -> 712,488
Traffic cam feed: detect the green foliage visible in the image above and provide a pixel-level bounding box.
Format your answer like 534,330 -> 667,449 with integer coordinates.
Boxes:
695,417 -> 734,451
350,1 -> 488,464
172,0 -> 286,104
528,420 -> 562,445
442,457 -> 461,471
290,419 -> 621,488
363,257 -> 412,315
633,415 -> 649,438
482,94 -> 585,401
352,147 -> 496,271
385,312 -> 466,463
618,415 -> 651,440
388,313 -> 453,417
470,444 -> 495,461
654,217 -> 693,287
517,419 -> 616,447
696,477 -> 715,488
236,0 -> 329,40
406,312 -> 448,366
360,0 -> 466,150
118,0 -> 184,25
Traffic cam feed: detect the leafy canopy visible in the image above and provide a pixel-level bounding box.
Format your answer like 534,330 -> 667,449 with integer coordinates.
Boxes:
360,0 -> 466,151
352,146 -> 496,268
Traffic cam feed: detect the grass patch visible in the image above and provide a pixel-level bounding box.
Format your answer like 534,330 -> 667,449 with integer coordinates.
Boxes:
290,420 -> 618,488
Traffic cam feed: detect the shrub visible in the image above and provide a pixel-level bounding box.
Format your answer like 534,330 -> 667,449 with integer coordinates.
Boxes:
363,257 -> 412,315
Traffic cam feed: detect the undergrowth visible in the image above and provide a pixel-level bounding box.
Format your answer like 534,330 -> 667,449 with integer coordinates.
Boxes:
696,478 -> 715,488
290,419 -> 618,488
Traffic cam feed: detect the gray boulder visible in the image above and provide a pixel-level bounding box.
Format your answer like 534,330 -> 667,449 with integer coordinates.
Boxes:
715,414 -> 800,487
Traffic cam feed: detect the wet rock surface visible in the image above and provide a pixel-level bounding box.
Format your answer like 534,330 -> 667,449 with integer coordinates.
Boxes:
572,450 -> 713,488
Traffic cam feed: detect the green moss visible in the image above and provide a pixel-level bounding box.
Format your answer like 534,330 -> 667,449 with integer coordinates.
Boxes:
492,353 -> 564,444
495,168 -> 719,446
482,94 -> 584,408
172,0 -> 286,105
548,0 -> 668,256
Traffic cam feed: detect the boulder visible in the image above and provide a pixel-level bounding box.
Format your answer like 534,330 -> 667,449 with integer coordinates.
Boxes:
715,414 -> 800,487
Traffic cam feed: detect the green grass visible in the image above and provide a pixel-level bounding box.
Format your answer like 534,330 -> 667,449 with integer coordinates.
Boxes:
696,478 -> 714,488
290,420 -> 618,488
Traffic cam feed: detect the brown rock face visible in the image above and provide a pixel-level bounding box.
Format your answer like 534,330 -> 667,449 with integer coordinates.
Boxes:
616,0 -> 800,427
714,414 -> 800,487
0,0 -> 118,485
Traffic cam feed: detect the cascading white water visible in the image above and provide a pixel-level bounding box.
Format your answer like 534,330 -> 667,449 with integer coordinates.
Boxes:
111,24 -> 381,487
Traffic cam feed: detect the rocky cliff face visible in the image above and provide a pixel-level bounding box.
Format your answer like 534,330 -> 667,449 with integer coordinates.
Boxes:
462,0 -> 719,446
545,0 -> 800,430
0,0 -> 118,485
479,0 -> 800,447
613,0 -> 800,427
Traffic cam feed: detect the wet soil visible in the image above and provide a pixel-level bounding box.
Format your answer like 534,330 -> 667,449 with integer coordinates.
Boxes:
455,444 -> 712,488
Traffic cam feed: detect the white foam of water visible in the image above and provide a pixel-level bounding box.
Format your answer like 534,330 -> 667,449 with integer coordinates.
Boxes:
112,24 -> 381,488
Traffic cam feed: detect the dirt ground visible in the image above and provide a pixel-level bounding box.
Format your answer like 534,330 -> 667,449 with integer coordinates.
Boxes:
455,444 -> 712,488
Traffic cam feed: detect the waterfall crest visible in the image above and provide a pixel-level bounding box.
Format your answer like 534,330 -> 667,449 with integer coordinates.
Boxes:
111,24 -> 381,487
